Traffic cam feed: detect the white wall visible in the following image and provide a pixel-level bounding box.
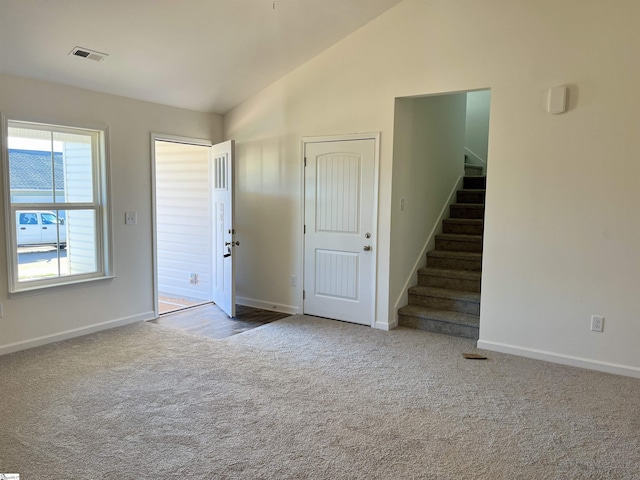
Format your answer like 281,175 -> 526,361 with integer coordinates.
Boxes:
0,72 -> 222,353
464,90 -> 491,167
224,0 -> 640,376
390,93 -> 467,317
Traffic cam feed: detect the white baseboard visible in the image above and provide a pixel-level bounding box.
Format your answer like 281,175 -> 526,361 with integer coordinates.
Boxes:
477,339 -> 640,379
0,311 -> 155,357
375,319 -> 396,331
236,296 -> 299,316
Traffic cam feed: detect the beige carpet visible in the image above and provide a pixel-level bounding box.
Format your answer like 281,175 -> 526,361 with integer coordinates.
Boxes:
1,315 -> 639,479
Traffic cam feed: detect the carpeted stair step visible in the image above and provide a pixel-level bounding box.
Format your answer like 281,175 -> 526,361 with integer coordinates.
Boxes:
398,175 -> 487,340
457,189 -> 486,204
435,233 -> 483,253
464,163 -> 483,176
408,285 -> 480,315
398,305 -> 479,339
463,175 -> 486,189
418,267 -> 482,292
442,218 -> 484,235
450,203 -> 485,219
427,250 -> 482,271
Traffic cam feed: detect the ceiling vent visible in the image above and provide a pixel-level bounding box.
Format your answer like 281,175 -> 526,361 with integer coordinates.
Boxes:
69,47 -> 108,62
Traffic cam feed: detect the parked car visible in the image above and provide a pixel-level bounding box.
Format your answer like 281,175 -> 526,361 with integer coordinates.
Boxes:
16,211 -> 67,248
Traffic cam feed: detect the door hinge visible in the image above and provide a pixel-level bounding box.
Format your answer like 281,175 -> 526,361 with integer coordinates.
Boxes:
303,290 -> 305,300
304,224 -> 306,234
304,157 -> 307,167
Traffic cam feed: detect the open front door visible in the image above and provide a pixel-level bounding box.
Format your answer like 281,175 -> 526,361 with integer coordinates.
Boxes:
211,140 -> 236,317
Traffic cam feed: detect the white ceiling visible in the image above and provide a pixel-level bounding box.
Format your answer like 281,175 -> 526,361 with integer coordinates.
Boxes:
0,0 -> 404,114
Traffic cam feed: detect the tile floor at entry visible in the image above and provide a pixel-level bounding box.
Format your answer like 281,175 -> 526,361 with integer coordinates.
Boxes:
150,303 -> 291,339
158,294 -> 205,314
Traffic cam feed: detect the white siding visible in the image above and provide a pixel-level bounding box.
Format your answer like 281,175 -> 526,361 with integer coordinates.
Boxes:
11,192 -> 65,203
64,140 -> 97,275
155,141 -> 212,301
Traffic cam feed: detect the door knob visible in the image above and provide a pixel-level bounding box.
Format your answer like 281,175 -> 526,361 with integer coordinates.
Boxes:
363,245 -> 371,251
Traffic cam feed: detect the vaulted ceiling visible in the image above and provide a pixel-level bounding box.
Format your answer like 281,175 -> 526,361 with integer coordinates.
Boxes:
0,0 -> 404,114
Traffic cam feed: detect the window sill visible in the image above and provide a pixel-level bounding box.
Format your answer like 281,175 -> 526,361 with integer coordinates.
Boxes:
9,274 -> 116,298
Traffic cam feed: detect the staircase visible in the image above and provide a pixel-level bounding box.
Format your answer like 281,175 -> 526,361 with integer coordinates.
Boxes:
398,175 -> 486,339
464,154 -> 484,176
464,163 -> 483,176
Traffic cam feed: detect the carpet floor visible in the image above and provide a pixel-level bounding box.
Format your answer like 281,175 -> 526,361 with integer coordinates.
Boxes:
1,315 -> 639,479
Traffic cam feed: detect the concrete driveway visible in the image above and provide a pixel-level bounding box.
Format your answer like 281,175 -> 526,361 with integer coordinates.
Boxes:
18,246 -> 69,279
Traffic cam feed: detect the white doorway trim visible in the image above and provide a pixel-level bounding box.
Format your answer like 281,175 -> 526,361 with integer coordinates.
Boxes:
300,132 -> 380,327
150,133 -> 212,318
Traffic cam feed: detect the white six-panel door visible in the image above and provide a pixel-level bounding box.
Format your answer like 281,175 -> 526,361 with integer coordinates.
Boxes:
303,138 -> 377,326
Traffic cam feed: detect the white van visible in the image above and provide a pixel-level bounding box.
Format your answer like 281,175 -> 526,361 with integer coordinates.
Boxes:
16,211 -> 67,248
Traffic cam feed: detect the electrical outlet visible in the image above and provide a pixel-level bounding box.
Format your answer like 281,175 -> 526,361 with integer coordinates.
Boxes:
290,275 -> 297,286
189,273 -> 199,285
125,212 -> 137,225
591,315 -> 604,333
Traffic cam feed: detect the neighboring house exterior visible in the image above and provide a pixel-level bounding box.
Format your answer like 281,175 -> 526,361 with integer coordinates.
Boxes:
8,149 -> 65,205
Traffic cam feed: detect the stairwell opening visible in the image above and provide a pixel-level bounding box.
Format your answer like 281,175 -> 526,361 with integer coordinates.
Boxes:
390,89 -> 491,339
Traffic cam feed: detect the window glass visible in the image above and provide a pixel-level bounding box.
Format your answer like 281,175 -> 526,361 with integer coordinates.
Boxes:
54,130 -> 94,203
8,126 -> 60,204
5,119 -> 110,292
19,213 -> 37,225
41,213 -> 58,224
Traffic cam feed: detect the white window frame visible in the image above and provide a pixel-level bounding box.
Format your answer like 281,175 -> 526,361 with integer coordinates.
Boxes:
1,114 -> 114,293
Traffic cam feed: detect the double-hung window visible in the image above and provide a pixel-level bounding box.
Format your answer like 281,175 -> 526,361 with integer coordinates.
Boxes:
2,117 -> 112,292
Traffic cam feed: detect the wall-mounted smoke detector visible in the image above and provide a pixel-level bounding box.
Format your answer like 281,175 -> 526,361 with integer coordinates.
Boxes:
69,46 -> 108,62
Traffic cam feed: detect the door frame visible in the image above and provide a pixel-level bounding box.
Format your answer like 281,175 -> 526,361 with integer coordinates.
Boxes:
300,132 -> 381,327
150,133 -> 213,318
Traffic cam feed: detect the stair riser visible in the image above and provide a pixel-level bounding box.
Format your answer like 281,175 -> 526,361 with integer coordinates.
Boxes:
435,238 -> 483,253
464,166 -> 483,176
463,177 -> 486,189
450,205 -> 485,219
408,294 -> 480,315
398,315 -> 479,340
442,221 -> 484,235
457,191 -> 485,204
418,274 -> 481,293
427,255 -> 482,271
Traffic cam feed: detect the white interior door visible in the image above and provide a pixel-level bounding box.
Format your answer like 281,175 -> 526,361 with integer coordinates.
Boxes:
304,137 -> 377,326
211,140 -> 236,317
